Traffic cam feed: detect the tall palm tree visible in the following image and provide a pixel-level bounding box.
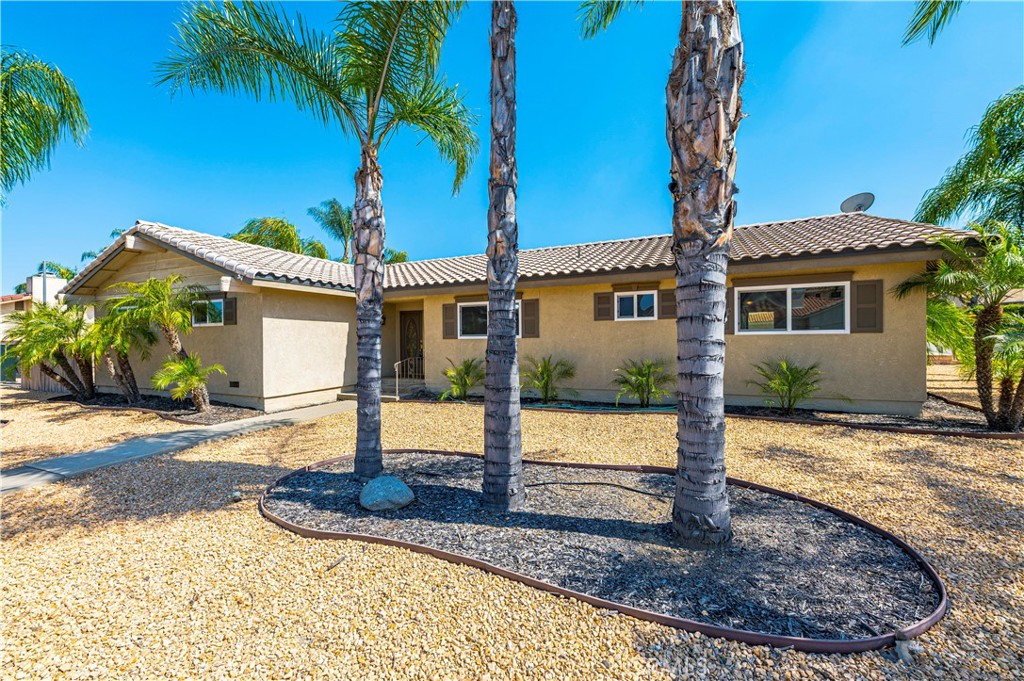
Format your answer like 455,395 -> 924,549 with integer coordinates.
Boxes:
581,0 -> 744,546
106,275 -> 210,409
383,248 -> 409,264
0,47 -> 89,202
158,1 -> 478,481
482,0 -> 524,511
903,1 -> 966,45
229,217 -> 329,258
895,221 -> 1024,431
36,261 -> 77,279
916,86 -> 1024,228
2,303 -> 94,400
308,199 -> 355,263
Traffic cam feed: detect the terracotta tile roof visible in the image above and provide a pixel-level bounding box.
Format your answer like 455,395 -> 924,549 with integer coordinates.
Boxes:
0,294 -> 31,303
385,212 -> 963,290
64,213 -> 962,296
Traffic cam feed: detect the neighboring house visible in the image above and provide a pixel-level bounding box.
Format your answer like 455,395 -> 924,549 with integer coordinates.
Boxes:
62,213 -> 957,415
1,274 -> 69,386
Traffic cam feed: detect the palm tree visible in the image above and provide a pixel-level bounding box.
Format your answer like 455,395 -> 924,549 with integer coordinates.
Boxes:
581,0 -> 744,546
917,86 -> 1024,228
36,261 -> 77,279
383,248 -> 409,264
152,353 -> 226,412
91,309 -> 157,403
1,303 -> 94,400
81,227 -> 128,262
903,1 -> 966,45
229,217 -> 330,258
158,1 -> 478,481
894,221 -> 1024,430
482,0 -> 524,511
106,275 -> 210,408
522,355 -> 578,404
308,199 -> 354,263
0,47 -> 89,202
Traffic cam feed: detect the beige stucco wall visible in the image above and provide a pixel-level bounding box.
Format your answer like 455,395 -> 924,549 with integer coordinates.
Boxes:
260,288 -> 358,411
89,249 -> 267,409
417,261 -> 928,415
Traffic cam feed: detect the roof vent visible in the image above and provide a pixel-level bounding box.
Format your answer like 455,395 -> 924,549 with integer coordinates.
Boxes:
840,192 -> 874,213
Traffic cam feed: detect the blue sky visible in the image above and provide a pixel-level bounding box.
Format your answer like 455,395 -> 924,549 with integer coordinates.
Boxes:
2,1 -> 1022,292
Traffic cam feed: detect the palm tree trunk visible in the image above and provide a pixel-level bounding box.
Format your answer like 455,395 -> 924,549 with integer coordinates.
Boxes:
352,145 -> 386,481
668,0 -> 744,547
103,353 -> 133,403
38,362 -> 83,397
160,325 -> 210,411
73,354 -> 95,399
53,352 -> 87,397
191,386 -> 211,412
482,0 -> 525,512
1006,372 -> 1024,431
116,351 -> 141,402
974,305 -> 1001,427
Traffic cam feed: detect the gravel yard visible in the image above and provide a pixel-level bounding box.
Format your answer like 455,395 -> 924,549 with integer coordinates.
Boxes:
0,386 -> 187,470
928,365 -> 986,409
2,402 -> 1021,680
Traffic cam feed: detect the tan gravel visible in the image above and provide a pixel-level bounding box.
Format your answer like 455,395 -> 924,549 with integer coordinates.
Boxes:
0,387 -> 187,470
928,364 -> 986,409
2,402 -> 1022,680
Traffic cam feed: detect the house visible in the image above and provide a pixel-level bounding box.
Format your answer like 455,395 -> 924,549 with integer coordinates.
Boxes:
61,212 -> 957,415
1,274 -> 68,386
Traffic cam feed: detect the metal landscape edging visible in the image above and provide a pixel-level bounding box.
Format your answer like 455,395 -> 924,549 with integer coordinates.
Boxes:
259,448 -> 949,654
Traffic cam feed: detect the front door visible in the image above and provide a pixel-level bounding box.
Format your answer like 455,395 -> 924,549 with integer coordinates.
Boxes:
399,311 -> 424,379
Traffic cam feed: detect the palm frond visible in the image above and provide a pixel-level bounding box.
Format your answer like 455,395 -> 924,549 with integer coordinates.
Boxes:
577,0 -> 644,39
156,1 -> 360,137
307,198 -> 354,261
903,0 -> 965,45
0,46 -> 89,196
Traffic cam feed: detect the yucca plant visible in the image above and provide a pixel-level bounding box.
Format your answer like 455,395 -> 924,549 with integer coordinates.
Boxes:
612,358 -> 673,408
746,358 -> 823,415
151,352 -> 226,412
439,358 -> 485,402
522,355 -> 578,404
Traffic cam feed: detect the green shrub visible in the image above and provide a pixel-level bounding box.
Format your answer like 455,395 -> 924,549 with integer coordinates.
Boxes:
612,358 -> 673,408
746,358 -> 823,414
439,357 -> 485,401
522,355 -> 578,403
152,352 -> 226,412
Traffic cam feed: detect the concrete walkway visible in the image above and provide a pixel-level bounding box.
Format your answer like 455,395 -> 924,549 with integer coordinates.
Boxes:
1,400 -> 356,494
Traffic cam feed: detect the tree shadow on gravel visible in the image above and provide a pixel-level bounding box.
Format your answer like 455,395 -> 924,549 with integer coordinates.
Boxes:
1,456 -> 295,541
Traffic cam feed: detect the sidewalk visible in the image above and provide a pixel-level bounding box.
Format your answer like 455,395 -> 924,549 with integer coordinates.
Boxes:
1,400 -> 356,494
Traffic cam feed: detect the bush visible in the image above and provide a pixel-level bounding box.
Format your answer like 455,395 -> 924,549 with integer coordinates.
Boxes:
612,358 -> 673,408
439,357 -> 485,401
746,358 -> 823,414
522,355 -> 578,403
152,352 -> 226,412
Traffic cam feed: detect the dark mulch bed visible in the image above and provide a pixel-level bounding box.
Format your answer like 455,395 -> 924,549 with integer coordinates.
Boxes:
52,393 -> 261,425
264,452 -> 939,640
728,397 -> 992,433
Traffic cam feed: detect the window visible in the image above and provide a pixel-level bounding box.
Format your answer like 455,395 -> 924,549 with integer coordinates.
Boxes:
615,291 -> 656,321
736,282 -> 848,334
457,301 -> 520,339
192,299 -> 224,327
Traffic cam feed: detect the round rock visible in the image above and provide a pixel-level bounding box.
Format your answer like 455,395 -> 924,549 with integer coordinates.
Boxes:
359,475 -> 415,512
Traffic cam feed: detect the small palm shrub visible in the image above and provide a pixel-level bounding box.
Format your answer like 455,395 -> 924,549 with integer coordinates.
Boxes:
746,358 -> 823,414
439,357 -> 485,401
152,352 -> 226,412
522,355 -> 578,403
612,358 -> 673,408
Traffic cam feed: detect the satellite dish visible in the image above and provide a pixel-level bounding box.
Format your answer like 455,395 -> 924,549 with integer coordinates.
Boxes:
840,192 -> 875,213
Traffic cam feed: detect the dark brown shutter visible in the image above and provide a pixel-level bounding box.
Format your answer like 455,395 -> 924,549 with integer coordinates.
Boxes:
658,289 -> 675,319
594,292 -> 614,321
442,303 -> 457,339
521,299 -> 540,338
222,297 -> 237,325
725,287 -> 735,335
851,280 -> 884,333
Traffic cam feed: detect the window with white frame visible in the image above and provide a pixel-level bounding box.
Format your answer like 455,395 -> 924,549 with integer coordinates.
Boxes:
615,291 -> 657,321
192,298 -> 224,327
736,282 -> 849,334
457,301 -> 520,339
